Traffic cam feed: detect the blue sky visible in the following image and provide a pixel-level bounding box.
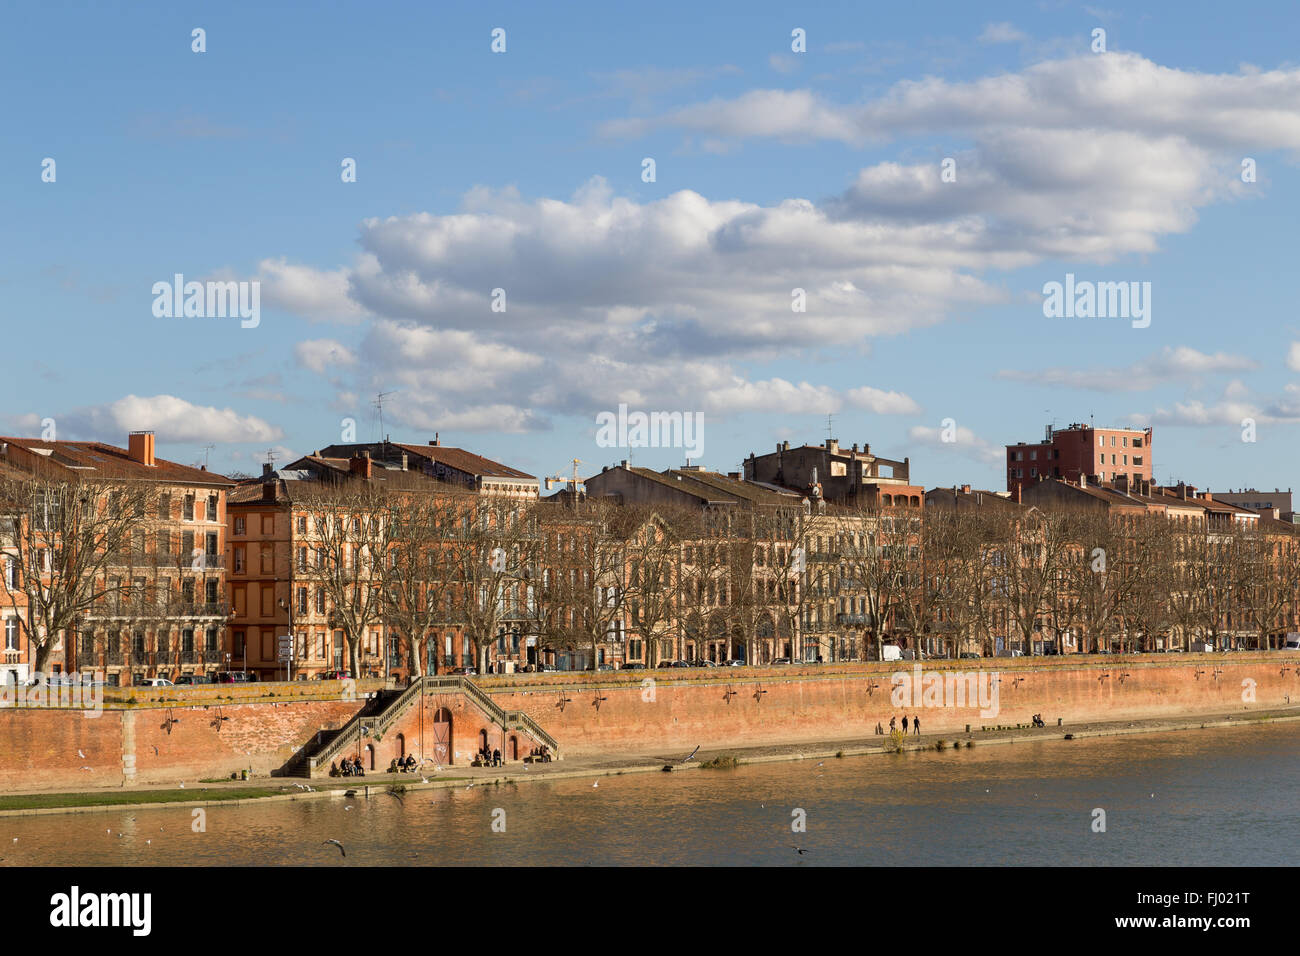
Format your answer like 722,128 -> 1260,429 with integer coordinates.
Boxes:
4,0 -> 1300,493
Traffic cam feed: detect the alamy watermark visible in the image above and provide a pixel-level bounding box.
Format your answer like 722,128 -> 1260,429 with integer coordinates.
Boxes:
595,403 -> 704,460
890,664 -> 1000,718
1,671 -> 104,716
152,274 -> 260,328
1042,273 -> 1150,329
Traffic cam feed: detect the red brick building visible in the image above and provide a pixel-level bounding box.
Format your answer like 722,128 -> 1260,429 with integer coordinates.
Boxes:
1007,423 -> 1152,497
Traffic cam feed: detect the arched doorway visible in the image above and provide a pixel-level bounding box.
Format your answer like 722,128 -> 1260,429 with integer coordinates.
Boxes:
432,707 -> 452,766
509,735 -> 519,761
395,733 -> 406,760
757,615 -> 774,664
478,728 -> 489,755
363,744 -> 375,771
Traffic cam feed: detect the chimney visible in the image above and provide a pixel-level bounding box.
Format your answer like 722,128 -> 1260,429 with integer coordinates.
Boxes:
262,482 -> 276,502
728,471 -> 740,480
401,452 -> 408,471
1114,473 -> 1129,494
961,484 -> 971,494
783,441 -> 790,452
620,459 -> 628,469
262,462 -> 274,479
350,452 -> 373,480
128,431 -> 156,467
429,433 -> 441,447
1014,485 -> 1022,504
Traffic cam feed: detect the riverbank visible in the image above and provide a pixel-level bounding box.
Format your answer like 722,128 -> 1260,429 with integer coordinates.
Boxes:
4,703 -> 1296,817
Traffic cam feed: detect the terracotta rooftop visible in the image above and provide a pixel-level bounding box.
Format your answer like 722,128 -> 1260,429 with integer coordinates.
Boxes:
0,437 -> 233,486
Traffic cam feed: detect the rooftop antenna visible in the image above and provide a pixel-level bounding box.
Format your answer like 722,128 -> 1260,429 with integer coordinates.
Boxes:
264,448 -> 277,467
826,413 -> 834,442
202,443 -> 215,470
373,390 -> 398,441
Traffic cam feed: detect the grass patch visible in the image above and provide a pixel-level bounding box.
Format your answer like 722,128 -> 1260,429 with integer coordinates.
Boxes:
0,787 -> 286,812
699,754 -> 741,770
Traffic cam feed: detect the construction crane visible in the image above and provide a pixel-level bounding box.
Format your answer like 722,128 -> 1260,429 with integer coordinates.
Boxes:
545,459 -> 585,509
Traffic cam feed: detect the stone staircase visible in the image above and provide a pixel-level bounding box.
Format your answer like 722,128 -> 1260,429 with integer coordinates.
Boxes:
278,675 -> 559,778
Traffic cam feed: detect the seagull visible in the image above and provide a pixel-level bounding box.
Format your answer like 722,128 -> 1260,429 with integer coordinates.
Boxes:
592,780 -> 599,788
816,761 -> 824,768
322,839 -> 346,857
146,840 -> 151,845
80,766 -> 92,771
791,846 -> 808,855
178,783 -> 185,789
344,806 -> 353,811
683,745 -> 700,762
382,791 -> 405,805
77,750 -> 86,759
420,777 -> 429,784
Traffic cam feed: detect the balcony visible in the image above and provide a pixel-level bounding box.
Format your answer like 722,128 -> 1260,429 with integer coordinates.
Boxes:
837,613 -> 871,626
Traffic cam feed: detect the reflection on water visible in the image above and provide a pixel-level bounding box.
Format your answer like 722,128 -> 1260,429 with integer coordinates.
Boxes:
3,723 -> 1297,866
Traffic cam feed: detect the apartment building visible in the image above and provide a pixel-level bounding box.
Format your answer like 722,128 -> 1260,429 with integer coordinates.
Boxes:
1007,422 -> 1152,497
0,431 -> 233,684
744,438 -> 922,508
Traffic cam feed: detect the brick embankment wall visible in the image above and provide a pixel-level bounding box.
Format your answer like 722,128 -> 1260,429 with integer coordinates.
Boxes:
0,699 -> 359,791
479,654 -> 1300,757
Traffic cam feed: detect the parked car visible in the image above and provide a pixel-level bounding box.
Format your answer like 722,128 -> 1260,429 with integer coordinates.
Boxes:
597,663 -> 615,672
213,671 -> 253,684
620,662 -> 645,670
695,660 -> 717,668
314,670 -> 349,681
141,678 -> 174,687
665,660 -> 691,668
725,659 -> 746,667
771,657 -> 792,665
959,652 -> 980,659
174,674 -> 211,685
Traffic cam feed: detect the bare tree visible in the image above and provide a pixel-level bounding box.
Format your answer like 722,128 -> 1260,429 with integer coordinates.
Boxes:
0,472 -> 154,675
295,482 -> 394,678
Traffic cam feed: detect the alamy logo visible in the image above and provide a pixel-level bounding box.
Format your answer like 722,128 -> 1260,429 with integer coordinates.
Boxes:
49,886 -> 151,936
1042,273 -> 1150,328
890,665 -> 1000,718
595,403 -> 704,459
1,672 -> 103,717
152,274 -> 260,328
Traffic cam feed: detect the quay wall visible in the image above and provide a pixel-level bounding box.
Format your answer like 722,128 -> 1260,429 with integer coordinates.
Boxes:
1,654 -> 1296,789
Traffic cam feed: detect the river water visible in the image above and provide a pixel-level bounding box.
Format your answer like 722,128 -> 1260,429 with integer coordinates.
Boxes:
3,723 -> 1296,866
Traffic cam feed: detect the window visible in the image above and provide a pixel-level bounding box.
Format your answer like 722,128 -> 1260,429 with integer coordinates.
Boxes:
182,628 -> 195,655
297,547 -> 307,571
297,586 -> 307,616
316,589 -> 325,614
1123,455 -> 1128,465
234,547 -> 245,573
233,516 -> 246,536
133,631 -> 145,657
206,579 -> 218,605
1122,437 -> 1128,447
206,496 -> 217,521
4,617 -> 18,651
157,494 -> 171,520
205,627 -> 218,652
296,516 -> 306,534
206,532 -> 219,557
1029,450 -> 1037,460
184,493 -> 196,520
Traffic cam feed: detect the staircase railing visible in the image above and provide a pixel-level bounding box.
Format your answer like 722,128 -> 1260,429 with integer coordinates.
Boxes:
302,674 -> 560,775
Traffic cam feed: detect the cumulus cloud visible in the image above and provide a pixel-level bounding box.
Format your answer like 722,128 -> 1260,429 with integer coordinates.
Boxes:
908,423 -> 1003,463
12,395 -> 283,445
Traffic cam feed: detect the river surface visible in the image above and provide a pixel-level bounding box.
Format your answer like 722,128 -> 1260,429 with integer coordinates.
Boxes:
3,723 -> 1297,866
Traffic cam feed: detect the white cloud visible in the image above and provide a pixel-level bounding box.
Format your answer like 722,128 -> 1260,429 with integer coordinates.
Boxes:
998,347 -> 1258,391
978,22 -> 1028,45
908,424 -> 1003,463
23,395 -> 284,445
1287,342 -> 1300,372
294,339 -> 358,373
